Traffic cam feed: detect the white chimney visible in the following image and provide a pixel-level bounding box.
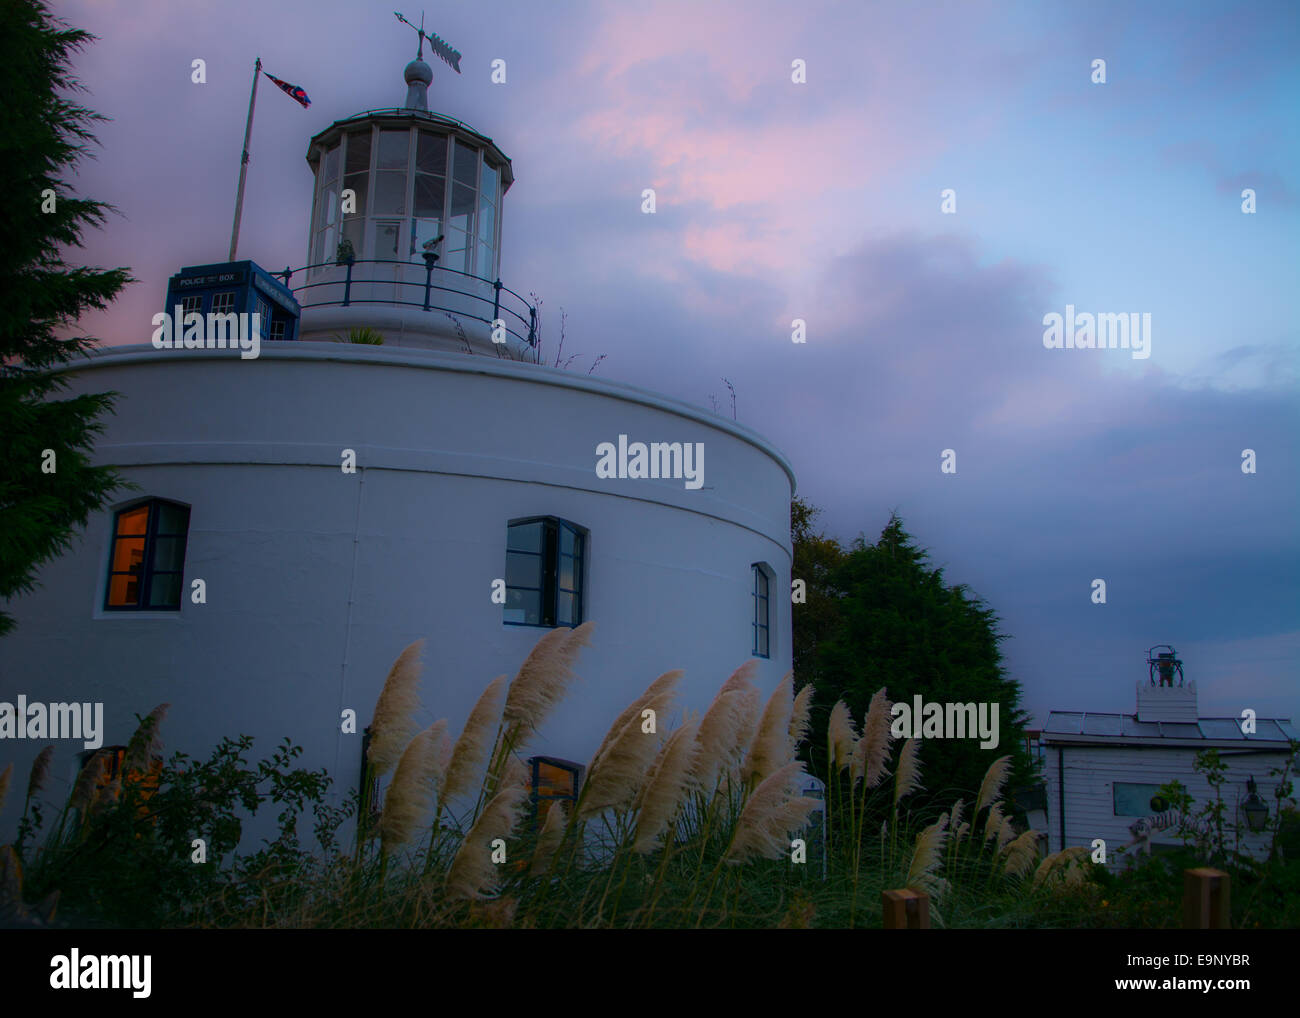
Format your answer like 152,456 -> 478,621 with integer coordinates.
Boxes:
1136,680 -> 1198,723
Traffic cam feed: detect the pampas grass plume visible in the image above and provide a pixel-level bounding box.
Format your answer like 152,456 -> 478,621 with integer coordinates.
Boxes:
70,751 -> 110,814
125,703 -> 170,774
742,672 -> 794,787
1002,828 -> 1040,879
826,701 -> 856,773
445,782 -> 529,901
443,675 -> 506,803
853,687 -> 893,789
974,755 -> 1011,819
581,671 -> 681,817
906,813 -> 950,898
368,641 -> 425,779
379,720 -> 450,853
530,801 -> 568,876
26,746 -> 54,802
788,683 -> 814,752
893,737 -> 922,807
632,720 -> 700,854
690,662 -> 760,791
725,761 -> 818,865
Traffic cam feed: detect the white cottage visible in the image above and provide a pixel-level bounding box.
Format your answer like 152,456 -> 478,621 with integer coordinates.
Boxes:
0,50 -> 795,839
1042,648 -> 1296,867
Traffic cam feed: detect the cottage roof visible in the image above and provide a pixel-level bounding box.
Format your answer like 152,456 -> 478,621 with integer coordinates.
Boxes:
1042,712 -> 1296,748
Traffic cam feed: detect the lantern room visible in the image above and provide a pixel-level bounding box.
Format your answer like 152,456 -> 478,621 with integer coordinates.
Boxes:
305,109 -> 512,279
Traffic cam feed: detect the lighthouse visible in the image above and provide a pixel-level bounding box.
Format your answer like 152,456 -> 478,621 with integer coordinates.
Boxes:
0,38 -> 797,840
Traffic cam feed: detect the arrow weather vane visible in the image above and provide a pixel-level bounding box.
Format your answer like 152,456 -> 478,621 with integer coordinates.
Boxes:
395,11 -> 462,74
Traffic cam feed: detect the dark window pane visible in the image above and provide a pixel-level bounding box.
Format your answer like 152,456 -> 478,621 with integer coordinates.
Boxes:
453,140 -> 478,187
558,554 -> 575,590
756,626 -> 769,657
322,144 -> 340,182
154,503 -> 189,535
508,522 -> 543,552
416,132 -> 447,175
345,130 -> 371,174
506,588 -> 541,625
506,550 -> 541,588
414,174 -> 445,218
147,573 -> 182,608
151,537 -> 186,573
557,591 -> 574,626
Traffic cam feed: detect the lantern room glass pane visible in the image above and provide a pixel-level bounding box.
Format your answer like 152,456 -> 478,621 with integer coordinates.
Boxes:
477,242 -> 493,280
342,218 -> 364,257
321,183 -> 340,226
414,174 -> 445,218
452,139 -> 478,187
373,220 -> 400,259
377,129 -> 410,169
417,132 -> 447,175
343,172 -> 368,218
373,171 -> 407,214
345,130 -> 371,174
481,161 -> 499,205
322,144 -> 340,182
442,228 -> 468,272
411,217 -> 442,258
477,200 -> 495,244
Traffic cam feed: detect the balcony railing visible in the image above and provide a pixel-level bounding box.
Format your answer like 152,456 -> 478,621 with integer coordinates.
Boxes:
277,258 -> 537,348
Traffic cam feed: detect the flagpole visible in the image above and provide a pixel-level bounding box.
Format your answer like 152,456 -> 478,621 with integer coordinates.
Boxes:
229,56 -> 262,262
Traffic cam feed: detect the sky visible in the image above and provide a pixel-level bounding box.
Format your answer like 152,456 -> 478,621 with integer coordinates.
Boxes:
51,0 -> 1300,728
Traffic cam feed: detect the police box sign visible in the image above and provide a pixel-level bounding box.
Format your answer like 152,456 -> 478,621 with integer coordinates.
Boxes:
174,270 -> 247,289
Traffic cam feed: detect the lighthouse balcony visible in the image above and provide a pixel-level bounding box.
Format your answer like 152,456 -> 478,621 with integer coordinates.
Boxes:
282,258 -> 537,357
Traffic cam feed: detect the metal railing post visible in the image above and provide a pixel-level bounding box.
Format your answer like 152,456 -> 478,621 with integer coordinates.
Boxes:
528,305 -> 537,347
343,259 -> 353,307
493,279 -> 502,325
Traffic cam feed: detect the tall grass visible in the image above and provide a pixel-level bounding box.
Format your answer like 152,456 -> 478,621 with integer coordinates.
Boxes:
2,626 -> 1100,929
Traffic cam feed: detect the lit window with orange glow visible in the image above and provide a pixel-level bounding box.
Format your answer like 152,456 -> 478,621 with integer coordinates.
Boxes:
529,756 -> 583,826
105,499 -> 191,611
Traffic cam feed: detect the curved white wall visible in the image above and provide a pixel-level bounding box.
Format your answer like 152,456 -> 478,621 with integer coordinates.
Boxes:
0,344 -> 794,826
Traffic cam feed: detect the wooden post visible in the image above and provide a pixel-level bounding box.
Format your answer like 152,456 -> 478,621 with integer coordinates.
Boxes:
1183,868 -> 1230,929
882,888 -> 930,929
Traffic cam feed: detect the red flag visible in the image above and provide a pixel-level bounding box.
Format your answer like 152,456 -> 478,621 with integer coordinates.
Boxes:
264,71 -> 310,108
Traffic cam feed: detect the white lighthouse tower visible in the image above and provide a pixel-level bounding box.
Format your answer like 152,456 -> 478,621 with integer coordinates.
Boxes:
0,35 -> 797,839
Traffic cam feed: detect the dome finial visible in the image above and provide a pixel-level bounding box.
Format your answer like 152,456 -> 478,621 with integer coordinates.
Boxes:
394,10 -> 463,109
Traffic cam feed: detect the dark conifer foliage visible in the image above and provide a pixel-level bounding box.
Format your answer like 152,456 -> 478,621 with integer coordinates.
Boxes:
0,0 -> 133,635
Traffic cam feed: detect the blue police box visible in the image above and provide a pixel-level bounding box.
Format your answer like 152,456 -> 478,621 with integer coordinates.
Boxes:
163,260 -> 300,343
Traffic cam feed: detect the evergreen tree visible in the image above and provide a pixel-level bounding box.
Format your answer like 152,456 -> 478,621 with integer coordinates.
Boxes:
794,505 -> 1034,811
0,0 -> 132,636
